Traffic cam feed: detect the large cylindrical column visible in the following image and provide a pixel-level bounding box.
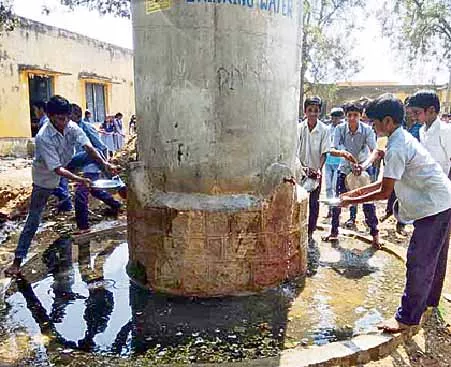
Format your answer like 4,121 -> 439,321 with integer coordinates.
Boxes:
128,0 -> 306,296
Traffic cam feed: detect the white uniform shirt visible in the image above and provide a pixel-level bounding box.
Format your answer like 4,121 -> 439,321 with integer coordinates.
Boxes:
420,117 -> 451,176
384,127 -> 451,222
296,119 -> 330,170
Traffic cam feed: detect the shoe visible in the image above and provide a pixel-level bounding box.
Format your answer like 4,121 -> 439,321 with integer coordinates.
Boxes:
322,234 -> 339,242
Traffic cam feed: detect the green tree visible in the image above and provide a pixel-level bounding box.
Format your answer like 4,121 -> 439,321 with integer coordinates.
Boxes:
300,0 -> 363,115
0,1 -> 16,34
379,0 -> 451,110
58,0 -> 130,17
379,0 -> 451,62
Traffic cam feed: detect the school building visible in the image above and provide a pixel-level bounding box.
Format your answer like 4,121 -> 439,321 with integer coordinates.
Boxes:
308,81 -> 450,114
0,17 -> 135,157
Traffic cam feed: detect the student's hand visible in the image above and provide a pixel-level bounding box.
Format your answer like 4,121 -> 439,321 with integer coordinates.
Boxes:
307,168 -> 321,180
341,188 -> 362,198
283,176 -> 296,186
339,195 -> 353,207
105,162 -> 121,175
352,164 -> 363,176
374,149 -> 385,160
80,177 -> 92,187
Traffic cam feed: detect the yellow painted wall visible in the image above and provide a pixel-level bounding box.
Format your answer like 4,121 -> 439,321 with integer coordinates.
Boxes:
0,17 -> 135,139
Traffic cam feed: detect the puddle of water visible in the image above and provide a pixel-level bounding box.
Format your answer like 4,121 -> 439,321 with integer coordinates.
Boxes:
0,232 -> 406,364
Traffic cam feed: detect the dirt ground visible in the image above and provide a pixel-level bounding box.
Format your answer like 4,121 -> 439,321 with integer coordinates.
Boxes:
0,155 -> 450,366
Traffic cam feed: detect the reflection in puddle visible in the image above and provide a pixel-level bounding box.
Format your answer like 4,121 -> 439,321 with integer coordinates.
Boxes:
0,232 -> 405,364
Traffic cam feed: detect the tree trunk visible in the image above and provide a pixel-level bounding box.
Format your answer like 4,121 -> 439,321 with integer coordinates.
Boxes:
299,7 -> 310,118
299,32 -> 308,118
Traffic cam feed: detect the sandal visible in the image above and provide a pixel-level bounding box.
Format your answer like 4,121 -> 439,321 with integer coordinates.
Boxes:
4,264 -> 22,278
322,234 -> 339,242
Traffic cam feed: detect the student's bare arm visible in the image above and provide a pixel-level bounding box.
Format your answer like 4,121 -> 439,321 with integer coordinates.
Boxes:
341,178 -> 395,206
55,167 -> 91,185
83,144 -> 119,174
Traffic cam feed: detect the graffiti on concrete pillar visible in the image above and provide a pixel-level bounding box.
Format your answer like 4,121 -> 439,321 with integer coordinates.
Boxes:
217,66 -> 244,92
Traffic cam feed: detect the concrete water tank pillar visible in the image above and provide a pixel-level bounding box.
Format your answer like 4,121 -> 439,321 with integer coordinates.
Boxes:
128,0 -> 307,296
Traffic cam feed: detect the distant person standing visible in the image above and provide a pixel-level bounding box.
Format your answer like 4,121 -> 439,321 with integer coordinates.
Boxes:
129,115 -> 137,135
32,101 -> 49,131
407,90 -> 451,178
100,116 -> 116,158
324,107 -> 344,218
83,110 -> 92,123
113,113 -> 125,151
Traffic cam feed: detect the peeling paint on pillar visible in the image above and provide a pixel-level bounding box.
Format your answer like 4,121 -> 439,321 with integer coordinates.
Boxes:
129,0 -> 305,296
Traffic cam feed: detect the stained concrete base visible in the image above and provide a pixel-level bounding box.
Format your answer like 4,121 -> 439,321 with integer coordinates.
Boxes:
127,184 -> 309,297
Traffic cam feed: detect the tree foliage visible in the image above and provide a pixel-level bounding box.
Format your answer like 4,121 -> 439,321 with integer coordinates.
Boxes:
380,0 -> 451,64
300,0 -> 363,113
0,1 -> 16,34
58,0 -> 130,17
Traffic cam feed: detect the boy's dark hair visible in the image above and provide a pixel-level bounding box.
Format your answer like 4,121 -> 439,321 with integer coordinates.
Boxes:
70,103 -> 82,116
343,101 -> 364,114
406,90 -> 440,113
46,95 -> 71,115
304,96 -> 322,111
330,107 -> 344,118
365,96 -> 405,126
32,100 -> 47,112
85,110 -> 91,116
115,112 -> 123,119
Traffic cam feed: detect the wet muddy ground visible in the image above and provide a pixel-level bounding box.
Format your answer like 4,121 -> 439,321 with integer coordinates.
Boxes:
0,228 -> 406,366
0,154 -> 450,366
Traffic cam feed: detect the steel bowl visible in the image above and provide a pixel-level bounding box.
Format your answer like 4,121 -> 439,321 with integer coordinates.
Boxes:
345,171 -> 371,191
320,198 -> 342,207
91,179 -> 124,192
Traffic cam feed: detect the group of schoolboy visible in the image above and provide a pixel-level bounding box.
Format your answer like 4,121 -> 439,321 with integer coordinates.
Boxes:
5,95 -> 125,278
297,91 -> 451,333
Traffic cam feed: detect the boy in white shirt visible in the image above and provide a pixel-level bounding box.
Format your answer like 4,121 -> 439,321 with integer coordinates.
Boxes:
407,90 -> 451,178
296,97 -> 330,241
340,96 -> 451,333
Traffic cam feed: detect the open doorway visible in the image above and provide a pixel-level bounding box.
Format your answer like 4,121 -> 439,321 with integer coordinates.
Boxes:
29,74 -> 53,137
